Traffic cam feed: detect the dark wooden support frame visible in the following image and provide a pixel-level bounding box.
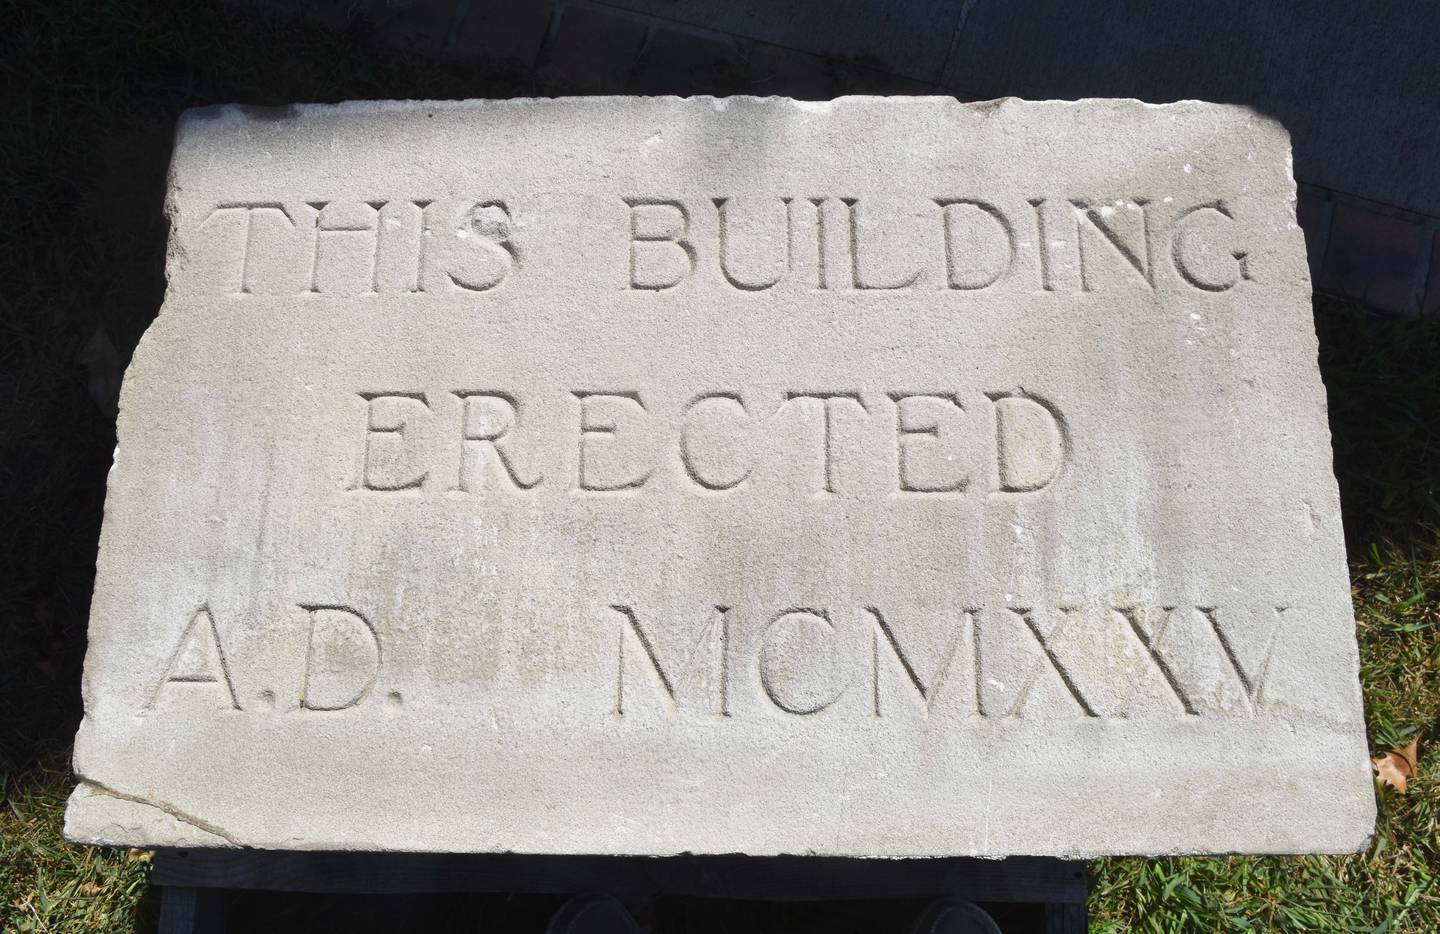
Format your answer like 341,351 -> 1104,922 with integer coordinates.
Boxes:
153,850 -> 1087,933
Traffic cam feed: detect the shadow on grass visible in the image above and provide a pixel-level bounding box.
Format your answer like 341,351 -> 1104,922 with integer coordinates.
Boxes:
1318,295 -> 1440,557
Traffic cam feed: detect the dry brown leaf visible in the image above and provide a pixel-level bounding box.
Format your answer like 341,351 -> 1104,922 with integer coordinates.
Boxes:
1371,735 -> 1421,793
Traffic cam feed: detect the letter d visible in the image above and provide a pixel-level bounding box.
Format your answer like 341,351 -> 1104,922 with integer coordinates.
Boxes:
299,605 -> 381,711
986,390 -> 1068,493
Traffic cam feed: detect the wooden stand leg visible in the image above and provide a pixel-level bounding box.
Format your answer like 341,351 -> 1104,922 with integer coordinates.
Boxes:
1044,901 -> 1087,934
158,885 -> 227,934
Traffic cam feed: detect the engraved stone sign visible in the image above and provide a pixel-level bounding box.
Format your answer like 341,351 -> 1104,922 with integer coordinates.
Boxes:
66,97 -> 1374,856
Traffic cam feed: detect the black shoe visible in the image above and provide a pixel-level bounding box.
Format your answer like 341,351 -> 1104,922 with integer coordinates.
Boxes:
546,894 -> 643,934
909,898 -> 1003,934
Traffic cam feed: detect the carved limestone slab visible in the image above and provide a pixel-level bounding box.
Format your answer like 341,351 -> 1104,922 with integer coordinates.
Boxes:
66,97 -> 1373,856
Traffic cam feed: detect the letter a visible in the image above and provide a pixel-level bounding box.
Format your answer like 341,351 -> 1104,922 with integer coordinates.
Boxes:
149,606 -> 240,710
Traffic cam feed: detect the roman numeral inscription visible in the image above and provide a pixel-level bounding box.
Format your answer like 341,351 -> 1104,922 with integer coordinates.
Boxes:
609,602 -> 1288,721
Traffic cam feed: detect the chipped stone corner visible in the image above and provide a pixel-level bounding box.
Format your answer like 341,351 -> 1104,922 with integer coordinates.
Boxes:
64,779 -> 242,849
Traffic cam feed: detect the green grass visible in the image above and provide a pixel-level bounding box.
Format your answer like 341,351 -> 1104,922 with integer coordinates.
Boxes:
1,758 -> 153,932
1,1 -> 1438,931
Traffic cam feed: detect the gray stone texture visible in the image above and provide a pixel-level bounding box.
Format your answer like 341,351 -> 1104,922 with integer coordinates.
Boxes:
66,98 -> 1373,856
597,0 -> 969,83
449,1 -> 555,65
1319,202 -> 1432,317
1427,237 -> 1440,317
628,29 -> 747,96
541,5 -> 648,91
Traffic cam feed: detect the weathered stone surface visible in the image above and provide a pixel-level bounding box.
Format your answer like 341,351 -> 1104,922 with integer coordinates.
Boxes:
66,97 -> 1373,857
